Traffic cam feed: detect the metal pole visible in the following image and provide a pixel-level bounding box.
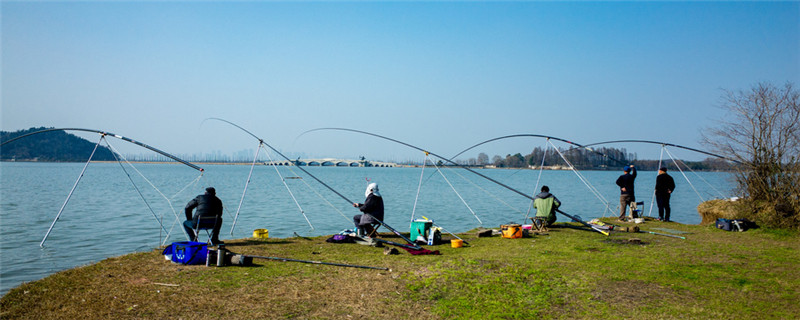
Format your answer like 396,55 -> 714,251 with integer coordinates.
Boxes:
41,135 -> 102,248
230,142 -> 262,235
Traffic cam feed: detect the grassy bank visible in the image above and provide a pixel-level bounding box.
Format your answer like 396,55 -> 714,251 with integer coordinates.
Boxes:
2,219 -> 798,319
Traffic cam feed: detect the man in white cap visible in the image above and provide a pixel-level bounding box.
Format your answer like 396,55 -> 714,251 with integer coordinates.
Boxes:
352,182 -> 384,237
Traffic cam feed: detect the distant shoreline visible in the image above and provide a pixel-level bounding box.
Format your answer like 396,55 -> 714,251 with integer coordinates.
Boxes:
0,160 -> 734,171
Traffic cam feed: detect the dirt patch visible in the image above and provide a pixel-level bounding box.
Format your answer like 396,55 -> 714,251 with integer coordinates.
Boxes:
591,279 -> 687,308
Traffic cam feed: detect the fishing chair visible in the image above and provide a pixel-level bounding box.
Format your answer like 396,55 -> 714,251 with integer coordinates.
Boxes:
629,201 -> 645,219
193,216 -> 220,243
359,222 -> 381,238
529,217 -> 549,232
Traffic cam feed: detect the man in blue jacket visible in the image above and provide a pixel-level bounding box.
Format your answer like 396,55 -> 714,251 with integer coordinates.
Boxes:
615,165 -> 637,221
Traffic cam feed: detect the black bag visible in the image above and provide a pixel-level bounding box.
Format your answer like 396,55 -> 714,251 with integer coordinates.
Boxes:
716,218 -> 732,231
717,218 -> 754,232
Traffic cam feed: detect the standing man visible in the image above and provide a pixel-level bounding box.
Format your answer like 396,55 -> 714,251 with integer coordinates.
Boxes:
615,165 -> 637,221
533,185 -> 561,227
184,187 -> 224,245
655,167 -> 676,222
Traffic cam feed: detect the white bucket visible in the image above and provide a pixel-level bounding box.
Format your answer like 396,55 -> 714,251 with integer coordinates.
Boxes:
634,218 -> 644,224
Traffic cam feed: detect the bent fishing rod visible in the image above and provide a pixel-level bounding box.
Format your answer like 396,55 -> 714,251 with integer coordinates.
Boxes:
447,134 -> 628,166
300,128 -> 609,235
1,128 -> 204,172
205,119 -> 425,247
2,127 -> 204,247
565,139 -> 741,165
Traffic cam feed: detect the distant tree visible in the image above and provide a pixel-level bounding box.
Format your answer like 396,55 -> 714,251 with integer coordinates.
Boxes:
477,153 -> 489,165
491,155 -> 503,166
505,153 -> 525,168
703,82 -> 800,229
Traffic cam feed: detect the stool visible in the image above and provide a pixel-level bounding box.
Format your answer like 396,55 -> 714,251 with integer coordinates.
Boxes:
529,217 -> 549,232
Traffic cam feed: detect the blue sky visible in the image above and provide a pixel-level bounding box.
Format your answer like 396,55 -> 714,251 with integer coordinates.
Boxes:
2,1 -> 798,162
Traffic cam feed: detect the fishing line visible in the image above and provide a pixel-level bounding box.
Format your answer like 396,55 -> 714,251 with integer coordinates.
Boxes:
300,128 -> 608,236
443,166 -> 524,215
40,135 -> 102,248
262,144 -> 314,230
549,140 -> 614,216
280,164 -> 351,224
664,147 -> 705,202
523,138 -> 551,223
208,119 -> 356,206
230,142 -> 263,235
647,146 -> 665,217
409,153 -> 429,225
104,139 -> 176,242
430,157 -> 483,225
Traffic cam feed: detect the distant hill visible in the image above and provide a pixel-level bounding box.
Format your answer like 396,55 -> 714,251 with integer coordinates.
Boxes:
0,127 -> 116,162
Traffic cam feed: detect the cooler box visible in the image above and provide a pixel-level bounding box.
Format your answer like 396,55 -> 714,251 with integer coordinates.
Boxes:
410,220 -> 433,243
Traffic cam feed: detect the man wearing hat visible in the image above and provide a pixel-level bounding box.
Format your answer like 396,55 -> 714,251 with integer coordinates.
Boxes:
655,167 -> 676,222
184,187 -> 224,245
615,165 -> 637,221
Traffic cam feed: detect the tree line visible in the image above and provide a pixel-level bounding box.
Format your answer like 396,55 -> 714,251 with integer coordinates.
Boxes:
456,147 -> 733,171
0,127 -> 116,162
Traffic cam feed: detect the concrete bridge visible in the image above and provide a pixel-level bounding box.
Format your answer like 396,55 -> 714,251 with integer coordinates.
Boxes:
264,158 -> 397,167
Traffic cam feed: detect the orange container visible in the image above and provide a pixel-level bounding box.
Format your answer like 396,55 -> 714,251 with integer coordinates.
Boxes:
450,239 -> 463,248
501,224 -> 522,239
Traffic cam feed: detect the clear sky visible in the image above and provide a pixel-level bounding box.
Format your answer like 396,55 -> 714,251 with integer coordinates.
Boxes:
2,1 -> 798,162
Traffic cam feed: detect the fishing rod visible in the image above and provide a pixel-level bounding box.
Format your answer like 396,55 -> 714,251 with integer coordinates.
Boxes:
245,254 -> 390,271
205,118 -> 354,204
300,128 -> 609,235
640,230 -> 686,239
3,128 -> 204,246
447,134 -> 628,166
203,118 -> 321,233
207,119 -> 426,247
567,139 -> 741,165
1,128 -> 204,172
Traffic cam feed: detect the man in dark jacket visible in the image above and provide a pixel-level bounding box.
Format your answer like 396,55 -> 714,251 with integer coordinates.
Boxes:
615,165 -> 637,220
352,182 -> 384,237
655,167 -> 676,222
184,187 -> 224,245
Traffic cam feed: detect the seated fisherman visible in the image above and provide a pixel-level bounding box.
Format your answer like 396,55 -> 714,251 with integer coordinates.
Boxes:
533,185 -> 561,227
183,187 -> 224,245
352,182 -> 384,237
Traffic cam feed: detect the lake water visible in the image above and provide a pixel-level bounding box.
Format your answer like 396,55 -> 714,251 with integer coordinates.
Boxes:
0,162 -> 735,295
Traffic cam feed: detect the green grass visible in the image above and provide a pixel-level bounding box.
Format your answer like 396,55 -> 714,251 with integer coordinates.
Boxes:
2,219 -> 799,319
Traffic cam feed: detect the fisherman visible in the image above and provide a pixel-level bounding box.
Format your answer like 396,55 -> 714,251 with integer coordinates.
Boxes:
655,167 -> 676,222
352,182 -> 384,237
615,165 -> 637,221
533,185 -> 561,227
183,187 -> 224,245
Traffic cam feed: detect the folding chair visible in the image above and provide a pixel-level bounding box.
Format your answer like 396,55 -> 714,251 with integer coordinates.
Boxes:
358,222 -> 381,238
629,201 -> 645,219
193,216 -> 219,243
529,216 -> 549,232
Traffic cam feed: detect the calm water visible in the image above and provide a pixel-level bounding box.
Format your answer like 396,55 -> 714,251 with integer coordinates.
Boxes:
0,162 -> 734,295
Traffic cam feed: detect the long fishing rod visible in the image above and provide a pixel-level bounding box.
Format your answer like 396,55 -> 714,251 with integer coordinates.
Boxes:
2,128 -> 203,246
1,128 -> 204,172
447,134 -> 628,166
300,128 -> 609,235
205,118 -> 355,204
245,254 -> 390,271
568,139 -> 741,164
